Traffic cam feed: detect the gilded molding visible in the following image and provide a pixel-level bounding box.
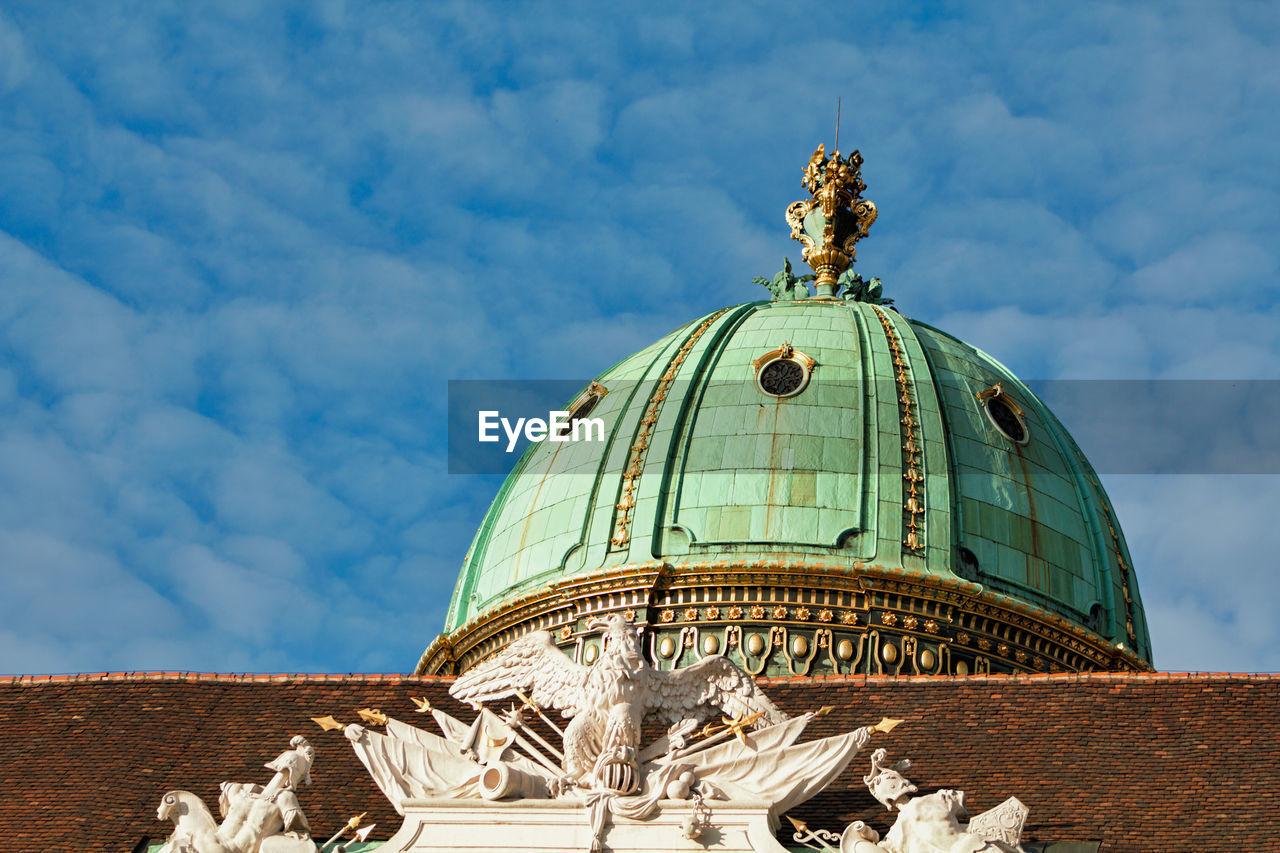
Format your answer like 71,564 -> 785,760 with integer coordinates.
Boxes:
415,556 -> 1152,677
610,307 -> 733,550
1088,473 -> 1140,646
872,305 -> 926,554
751,341 -> 815,372
975,382 -> 1029,445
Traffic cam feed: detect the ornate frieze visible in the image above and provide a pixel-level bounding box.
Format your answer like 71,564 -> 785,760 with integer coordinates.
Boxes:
416,559 -> 1152,678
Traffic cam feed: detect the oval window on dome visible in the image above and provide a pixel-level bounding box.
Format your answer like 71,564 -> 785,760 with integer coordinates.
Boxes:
976,384 -> 1029,445
555,381 -> 608,437
752,342 -> 816,399
568,390 -> 602,422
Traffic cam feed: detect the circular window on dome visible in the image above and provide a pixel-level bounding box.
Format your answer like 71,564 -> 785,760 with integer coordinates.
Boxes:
976,383 -> 1029,445
758,358 -> 806,396
753,342 -> 815,398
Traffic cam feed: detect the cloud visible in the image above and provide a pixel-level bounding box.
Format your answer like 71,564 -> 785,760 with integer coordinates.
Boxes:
0,2 -> 1276,675
0,16 -> 28,95
1109,475 -> 1280,672
0,529 -> 183,668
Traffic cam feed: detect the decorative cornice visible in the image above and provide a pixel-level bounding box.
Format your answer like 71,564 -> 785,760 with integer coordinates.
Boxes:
2,670 -> 1272,688
415,557 -> 1152,676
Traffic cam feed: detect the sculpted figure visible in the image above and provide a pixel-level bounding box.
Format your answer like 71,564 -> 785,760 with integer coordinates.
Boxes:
863,748 -> 917,810
156,791 -> 231,853
263,736 -> 314,796
155,737 -> 317,853
449,612 -> 787,792
753,257 -> 814,301
838,268 -> 892,306
882,790 -> 1021,853
341,614 -> 882,853
850,751 -> 1027,853
217,782 -> 312,852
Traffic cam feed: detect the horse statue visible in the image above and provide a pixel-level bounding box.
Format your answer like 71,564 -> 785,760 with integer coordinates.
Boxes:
155,790 -> 232,853
155,737 -> 317,853
157,785 -> 316,853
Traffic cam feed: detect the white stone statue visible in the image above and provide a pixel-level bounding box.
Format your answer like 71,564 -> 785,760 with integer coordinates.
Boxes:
829,751 -> 1028,853
263,735 -> 314,796
342,612 -> 880,853
882,790 -> 1022,853
155,737 -> 318,853
327,613 -> 1038,853
448,612 -> 788,792
155,791 -> 229,853
863,748 -> 917,810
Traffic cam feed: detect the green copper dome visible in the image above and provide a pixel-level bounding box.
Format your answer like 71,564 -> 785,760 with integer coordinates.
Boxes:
422,297 -> 1151,676
419,146 -> 1150,678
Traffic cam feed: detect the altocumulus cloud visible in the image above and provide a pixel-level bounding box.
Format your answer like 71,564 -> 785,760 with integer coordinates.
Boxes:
0,2 -> 1276,673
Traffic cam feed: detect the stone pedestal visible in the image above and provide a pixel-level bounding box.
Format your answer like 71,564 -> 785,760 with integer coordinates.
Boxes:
381,797 -> 787,853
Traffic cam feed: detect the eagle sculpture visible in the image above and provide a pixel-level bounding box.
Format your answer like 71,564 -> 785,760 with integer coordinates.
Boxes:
448,613 -> 787,793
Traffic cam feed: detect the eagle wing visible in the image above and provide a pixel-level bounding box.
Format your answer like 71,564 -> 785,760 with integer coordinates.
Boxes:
448,631 -> 591,714
637,654 -> 788,727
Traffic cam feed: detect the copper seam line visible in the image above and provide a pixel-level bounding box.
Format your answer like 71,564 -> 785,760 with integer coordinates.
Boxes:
610,307 -> 734,550
872,306 -> 925,554
1088,472 -> 1138,645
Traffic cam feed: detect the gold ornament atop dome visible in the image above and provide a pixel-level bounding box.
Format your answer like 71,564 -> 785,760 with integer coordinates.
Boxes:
785,144 -> 878,298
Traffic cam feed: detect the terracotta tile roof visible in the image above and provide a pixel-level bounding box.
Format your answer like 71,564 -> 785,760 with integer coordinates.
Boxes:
2,671 -> 1276,852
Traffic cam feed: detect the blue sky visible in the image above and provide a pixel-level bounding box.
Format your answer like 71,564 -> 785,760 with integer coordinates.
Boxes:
0,2 -> 1277,674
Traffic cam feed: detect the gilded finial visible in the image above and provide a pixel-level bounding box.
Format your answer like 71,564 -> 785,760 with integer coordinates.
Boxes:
786,145 -> 878,298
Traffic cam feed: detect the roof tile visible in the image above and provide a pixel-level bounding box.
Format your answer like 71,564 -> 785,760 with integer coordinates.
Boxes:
1,673 -> 1277,851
